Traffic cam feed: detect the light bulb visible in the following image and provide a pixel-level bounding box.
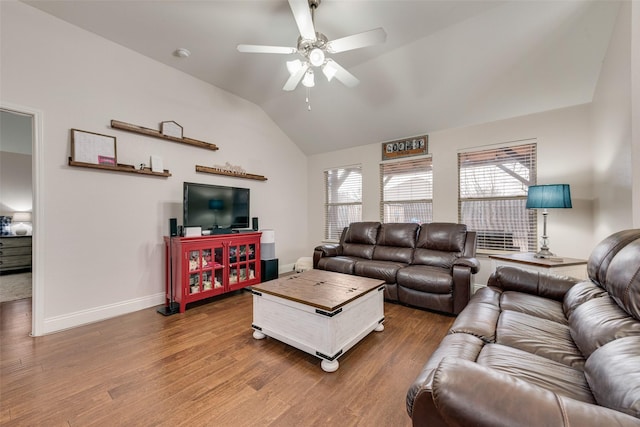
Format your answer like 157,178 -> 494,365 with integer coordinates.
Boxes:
286,59 -> 303,75
302,69 -> 315,88
322,61 -> 337,82
308,48 -> 325,67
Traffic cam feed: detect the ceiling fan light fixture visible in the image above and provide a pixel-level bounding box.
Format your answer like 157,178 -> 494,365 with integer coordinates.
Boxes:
302,69 -> 315,87
286,59 -> 304,75
308,48 -> 325,67
322,60 -> 337,81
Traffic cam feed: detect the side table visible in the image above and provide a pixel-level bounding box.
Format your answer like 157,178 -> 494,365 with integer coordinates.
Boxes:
489,252 -> 588,280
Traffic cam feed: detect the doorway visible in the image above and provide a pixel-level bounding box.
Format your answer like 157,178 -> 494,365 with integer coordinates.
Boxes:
0,104 -> 43,336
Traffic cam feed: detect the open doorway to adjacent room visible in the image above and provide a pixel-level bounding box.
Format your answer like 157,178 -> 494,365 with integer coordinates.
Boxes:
0,106 -> 41,336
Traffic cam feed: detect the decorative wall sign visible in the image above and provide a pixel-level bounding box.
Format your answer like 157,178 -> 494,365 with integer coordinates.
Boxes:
71,129 -> 117,165
381,135 -> 428,160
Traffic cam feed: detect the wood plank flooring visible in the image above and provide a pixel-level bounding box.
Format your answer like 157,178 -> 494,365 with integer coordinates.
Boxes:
0,291 -> 453,426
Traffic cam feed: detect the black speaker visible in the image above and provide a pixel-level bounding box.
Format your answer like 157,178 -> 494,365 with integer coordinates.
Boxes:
252,217 -> 259,231
169,218 -> 178,237
261,259 -> 278,282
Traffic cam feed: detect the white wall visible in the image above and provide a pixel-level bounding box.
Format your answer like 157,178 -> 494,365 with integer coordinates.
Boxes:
308,104 -> 595,286
632,0 -> 640,228
1,1 -> 308,334
591,0 -> 635,242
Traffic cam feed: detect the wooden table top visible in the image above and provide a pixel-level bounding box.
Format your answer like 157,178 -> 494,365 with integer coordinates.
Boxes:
489,252 -> 588,268
251,269 -> 385,312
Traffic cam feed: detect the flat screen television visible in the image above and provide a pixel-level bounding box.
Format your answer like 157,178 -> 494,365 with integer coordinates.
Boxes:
183,182 -> 250,230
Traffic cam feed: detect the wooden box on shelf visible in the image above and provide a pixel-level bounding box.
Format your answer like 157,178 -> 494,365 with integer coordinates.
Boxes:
164,232 -> 262,313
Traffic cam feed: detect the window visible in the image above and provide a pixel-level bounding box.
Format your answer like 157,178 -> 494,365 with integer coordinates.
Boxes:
380,157 -> 433,223
324,165 -> 362,240
458,142 -> 537,252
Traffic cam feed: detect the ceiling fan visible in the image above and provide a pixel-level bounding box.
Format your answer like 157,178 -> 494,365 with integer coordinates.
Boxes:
237,0 -> 386,92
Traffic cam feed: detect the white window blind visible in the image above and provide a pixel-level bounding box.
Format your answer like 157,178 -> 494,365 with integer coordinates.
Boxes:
380,157 -> 433,223
324,165 -> 362,240
458,142 -> 537,252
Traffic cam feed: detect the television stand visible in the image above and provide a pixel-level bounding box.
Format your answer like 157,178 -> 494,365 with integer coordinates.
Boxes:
163,232 -> 262,313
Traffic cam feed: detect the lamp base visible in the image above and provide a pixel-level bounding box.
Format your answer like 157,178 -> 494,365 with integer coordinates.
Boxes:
534,248 -> 555,259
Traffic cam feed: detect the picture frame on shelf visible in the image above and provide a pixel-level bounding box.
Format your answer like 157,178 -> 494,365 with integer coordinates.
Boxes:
70,129 -> 117,165
161,121 -> 183,139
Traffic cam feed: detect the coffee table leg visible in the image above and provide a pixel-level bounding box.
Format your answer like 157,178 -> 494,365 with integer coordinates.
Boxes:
253,330 -> 266,339
375,323 -> 384,332
321,359 -> 339,373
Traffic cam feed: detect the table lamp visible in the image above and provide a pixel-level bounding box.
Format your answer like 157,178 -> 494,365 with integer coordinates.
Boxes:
526,184 -> 572,258
12,212 -> 32,236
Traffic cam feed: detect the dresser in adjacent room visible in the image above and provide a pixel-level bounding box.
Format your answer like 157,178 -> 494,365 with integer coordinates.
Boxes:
0,236 -> 32,272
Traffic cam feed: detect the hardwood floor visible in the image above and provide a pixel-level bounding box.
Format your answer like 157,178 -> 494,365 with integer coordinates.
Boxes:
0,291 -> 453,426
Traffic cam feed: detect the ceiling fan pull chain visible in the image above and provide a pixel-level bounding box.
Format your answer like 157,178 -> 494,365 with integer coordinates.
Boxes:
306,87 -> 312,111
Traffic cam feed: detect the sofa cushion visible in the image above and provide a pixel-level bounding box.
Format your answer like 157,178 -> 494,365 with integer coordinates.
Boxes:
584,336 -> 640,418
344,221 -> 380,245
496,311 -> 585,369
564,280 -> 609,319
601,239 -> 640,320
569,295 -> 640,358
376,222 -> 419,247
412,223 -> 467,268
397,265 -> 453,294
353,260 -> 406,283
477,344 -> 596,404
500,291 -> 568,325
587,229 -> 640,288
448,287 -> 501,343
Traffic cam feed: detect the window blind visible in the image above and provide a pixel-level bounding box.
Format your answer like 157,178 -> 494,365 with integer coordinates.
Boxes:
458,142 -> 537,252
380,157 -> 433,223
324,165 -> 362,240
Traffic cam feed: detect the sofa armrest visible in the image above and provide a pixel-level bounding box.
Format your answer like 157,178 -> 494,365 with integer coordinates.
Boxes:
423,357 -> 640,427
453,256 -> 480,274
313,244 -> 341,268
487,265 -> 580,301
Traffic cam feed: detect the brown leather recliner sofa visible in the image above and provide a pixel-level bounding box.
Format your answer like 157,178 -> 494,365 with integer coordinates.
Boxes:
406,229 -> 640,426
313,222 -> 479,315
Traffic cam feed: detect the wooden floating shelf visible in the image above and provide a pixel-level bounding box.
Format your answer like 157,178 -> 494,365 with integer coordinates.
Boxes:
69,158 -> 171,177
110,120 -> 218,151
195,165 -> 267,181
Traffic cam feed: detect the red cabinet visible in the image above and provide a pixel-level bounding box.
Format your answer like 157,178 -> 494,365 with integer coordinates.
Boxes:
164,232 -> 261,313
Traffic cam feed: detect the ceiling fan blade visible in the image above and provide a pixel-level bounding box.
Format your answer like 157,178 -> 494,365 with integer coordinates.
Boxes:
288,0 -> 316,41
324,59 -> 359,88
326,27 -> 387,53
283,62 -> 309,91
237,44 -> 297,54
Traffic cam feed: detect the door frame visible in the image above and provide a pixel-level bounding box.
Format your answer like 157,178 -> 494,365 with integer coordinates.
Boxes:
1,102 -> 44,336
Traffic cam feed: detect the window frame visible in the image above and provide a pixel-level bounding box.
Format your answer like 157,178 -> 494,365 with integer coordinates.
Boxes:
324,164 -> 362,241
457,141 -> 537,254
379,156 -> 433,224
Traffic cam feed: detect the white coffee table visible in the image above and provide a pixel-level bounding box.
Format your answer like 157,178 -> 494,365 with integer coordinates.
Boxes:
251,269 -> 385,372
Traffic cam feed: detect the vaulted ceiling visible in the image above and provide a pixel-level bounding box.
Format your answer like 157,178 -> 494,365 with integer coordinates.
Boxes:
23,0 -> 620,155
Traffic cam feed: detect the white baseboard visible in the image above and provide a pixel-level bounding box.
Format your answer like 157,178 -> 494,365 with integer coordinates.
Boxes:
280,262 -> 295,274
42,292 -> 165,335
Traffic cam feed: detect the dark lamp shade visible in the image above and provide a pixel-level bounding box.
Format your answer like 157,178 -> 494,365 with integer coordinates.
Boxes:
208,199 -> 224,210
526,184 -> 572,209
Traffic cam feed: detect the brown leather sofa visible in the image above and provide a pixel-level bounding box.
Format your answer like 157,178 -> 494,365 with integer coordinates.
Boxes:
406,229 -> 640,426
313,222 -> 479,315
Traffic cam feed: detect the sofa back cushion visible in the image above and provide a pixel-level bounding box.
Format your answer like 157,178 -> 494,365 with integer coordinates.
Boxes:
568,230 -> 640,358
587,229 -> 640,289
584,336 -> 640,418
373,223 -> 419,263
600,238 -> 640,320
341,222 -> 380,259
412,223 -> 468,268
